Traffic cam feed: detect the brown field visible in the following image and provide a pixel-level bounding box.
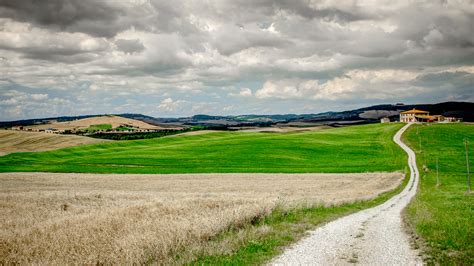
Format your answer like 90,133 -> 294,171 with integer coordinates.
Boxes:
0,130 -> 108,156
0,172 -> 403,264
23,115 -> 182,131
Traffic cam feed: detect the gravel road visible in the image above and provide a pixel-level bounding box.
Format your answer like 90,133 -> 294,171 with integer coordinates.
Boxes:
271,123 -> 422,265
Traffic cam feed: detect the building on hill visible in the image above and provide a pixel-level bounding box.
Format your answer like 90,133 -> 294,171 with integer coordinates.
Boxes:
415,114 -> 445,123
444,116 -> 460,122
45,128 -> 59,134
400,109 -> 460,123
400,109 -> 430,122
380,117 -> 390,123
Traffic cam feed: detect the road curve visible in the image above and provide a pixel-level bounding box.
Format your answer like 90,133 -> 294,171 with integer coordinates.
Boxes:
271,123 -> 422,265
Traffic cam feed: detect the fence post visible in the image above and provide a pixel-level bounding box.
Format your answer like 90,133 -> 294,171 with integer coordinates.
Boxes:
465,138 -> 471,193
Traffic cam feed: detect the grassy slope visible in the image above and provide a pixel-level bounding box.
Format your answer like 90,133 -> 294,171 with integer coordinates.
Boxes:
0,123 -> 404,173
404,123 -> 473,264
85,124 -> 112,132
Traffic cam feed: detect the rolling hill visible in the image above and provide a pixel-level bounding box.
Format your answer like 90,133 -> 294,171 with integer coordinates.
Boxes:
0,130 -> 108,156
21,115 -> 182,132
0,123 -> 405,173
1,101 -> 472,129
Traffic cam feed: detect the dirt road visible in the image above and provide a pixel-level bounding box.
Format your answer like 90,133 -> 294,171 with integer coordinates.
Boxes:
272,123 -> 422,265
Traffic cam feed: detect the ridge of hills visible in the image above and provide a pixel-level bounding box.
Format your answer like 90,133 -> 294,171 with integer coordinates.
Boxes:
1,101 -> 472,128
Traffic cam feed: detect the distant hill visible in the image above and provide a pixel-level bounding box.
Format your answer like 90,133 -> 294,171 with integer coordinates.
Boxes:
1,101 -> 472,128
20,115 -> 171,132
1,115 -> 181,131
296,101 -> 474,123
0,129 -> 108,156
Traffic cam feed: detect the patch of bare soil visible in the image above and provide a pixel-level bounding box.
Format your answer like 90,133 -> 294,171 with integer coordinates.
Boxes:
0,172 -> 403,264
0,130 -> 108,156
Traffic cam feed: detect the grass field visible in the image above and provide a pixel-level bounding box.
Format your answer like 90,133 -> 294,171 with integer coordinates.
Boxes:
85,123 -> 112,132
0,123 -> 405,173
404,123 -> 473,264
0,172 -> 403,264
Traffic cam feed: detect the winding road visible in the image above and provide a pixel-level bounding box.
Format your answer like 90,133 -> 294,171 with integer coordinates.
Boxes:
272,123 -> 422,265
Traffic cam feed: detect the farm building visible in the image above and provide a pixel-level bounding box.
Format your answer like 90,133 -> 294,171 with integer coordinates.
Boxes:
399,109 -> 430,122
399,109 -> 459,123
45,128 -> 59,134
380,117 -> 390,123
443,116 -> 460,122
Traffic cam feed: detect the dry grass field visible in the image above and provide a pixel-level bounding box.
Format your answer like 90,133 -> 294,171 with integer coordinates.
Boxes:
0,130 -> 108,156
22,115 -> 182,131
0,172 -> 403,264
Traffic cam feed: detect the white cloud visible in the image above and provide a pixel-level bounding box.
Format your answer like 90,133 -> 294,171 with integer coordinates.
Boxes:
157,98 -> 185,112
229,88 -> 253,97
30,94 -> 48,101
256,69 -> 424,100
239,88 -> 252,97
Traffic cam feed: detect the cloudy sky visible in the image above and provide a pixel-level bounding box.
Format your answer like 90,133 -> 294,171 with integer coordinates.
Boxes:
0,0 -> 473,120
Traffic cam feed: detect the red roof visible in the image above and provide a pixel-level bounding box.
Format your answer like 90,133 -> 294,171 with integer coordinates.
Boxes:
400,108 -> 429,114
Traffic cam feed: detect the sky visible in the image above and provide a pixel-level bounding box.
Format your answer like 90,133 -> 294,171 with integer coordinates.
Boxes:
0,0 -> 473,121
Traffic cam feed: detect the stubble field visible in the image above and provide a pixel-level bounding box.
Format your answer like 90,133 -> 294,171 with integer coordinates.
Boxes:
0,172 -> 403,264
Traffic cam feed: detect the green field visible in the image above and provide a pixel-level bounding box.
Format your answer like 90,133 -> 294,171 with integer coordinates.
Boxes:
85,124 -> 112,132
404,123 -> 473,264
0,123 -> 405,173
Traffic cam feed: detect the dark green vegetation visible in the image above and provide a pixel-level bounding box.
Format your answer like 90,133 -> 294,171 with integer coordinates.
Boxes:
89,129 -> 190,140
114,125 -> 135,131
404,123 -> 473,264
185,175 -> 409,265
0,124 -> 405,173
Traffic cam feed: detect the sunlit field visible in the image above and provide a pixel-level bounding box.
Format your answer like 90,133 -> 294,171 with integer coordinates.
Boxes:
0,172 -> 402,264
404,123 -> 474,264
0,124 -> 405,173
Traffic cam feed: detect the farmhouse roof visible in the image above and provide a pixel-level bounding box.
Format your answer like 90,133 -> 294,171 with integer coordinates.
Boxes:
400,108 -> 429,114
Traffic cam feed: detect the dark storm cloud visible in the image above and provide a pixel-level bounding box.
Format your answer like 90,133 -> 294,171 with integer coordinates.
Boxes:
0,0 -> 126,37
0,0 -> 473,120
273,0 -> 371,21
115,39 -> 145,54
212,25 -> 293,55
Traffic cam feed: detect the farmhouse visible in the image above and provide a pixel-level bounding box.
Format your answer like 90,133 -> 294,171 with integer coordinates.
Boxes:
399,109 -> 446,122
399,109 -> 430,122
399,109 -> 460,123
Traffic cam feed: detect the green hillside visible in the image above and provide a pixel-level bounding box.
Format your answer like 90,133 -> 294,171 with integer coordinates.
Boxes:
404,123 -> 474,264
0,124 -> 405,174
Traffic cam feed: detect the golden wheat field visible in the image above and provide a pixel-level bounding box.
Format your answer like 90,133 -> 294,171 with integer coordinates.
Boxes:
0,130 -> 108,156
0,172 -> 403,264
